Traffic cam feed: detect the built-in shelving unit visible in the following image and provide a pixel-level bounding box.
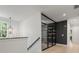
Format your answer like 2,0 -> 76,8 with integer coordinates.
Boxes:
47,23 -> 56,47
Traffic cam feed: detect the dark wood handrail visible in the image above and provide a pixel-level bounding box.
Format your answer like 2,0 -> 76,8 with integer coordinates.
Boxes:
27,37 -> 40,50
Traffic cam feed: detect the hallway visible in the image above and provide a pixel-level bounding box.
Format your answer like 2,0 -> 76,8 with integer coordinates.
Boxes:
43,43 -> 79,53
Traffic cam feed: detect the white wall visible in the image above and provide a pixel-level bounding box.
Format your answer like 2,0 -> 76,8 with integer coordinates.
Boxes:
72,26 -> 79,44
19,12 -> 41,53
68,16 -> 79,45
67,20 -> 70,46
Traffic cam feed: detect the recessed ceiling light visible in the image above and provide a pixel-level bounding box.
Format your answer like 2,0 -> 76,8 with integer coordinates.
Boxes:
63,13 -> 66,16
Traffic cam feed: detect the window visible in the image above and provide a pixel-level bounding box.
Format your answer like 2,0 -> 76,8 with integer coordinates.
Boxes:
0,22 -> 7,37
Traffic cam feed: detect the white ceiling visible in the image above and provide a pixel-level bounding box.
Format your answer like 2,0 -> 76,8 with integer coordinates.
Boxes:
39,5 -> 79,22
0,5 -> 40,21
0,5 -> 79,22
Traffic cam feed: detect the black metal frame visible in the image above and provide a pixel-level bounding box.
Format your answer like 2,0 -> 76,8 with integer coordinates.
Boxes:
41,22 -> 48,51
41,13 -> 56,51
54,22 -> 57,45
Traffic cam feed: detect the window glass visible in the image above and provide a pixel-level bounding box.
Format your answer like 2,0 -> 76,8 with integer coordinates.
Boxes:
0,22 -> 7,37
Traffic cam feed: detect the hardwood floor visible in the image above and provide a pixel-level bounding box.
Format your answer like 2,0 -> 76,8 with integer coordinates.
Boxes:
42,43 -> 79,53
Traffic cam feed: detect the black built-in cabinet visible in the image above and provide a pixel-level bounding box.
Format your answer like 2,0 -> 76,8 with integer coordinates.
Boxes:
56,20 -> 67,45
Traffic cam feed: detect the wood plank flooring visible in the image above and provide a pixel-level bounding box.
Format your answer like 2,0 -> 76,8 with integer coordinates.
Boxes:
42,43 -> 79,53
